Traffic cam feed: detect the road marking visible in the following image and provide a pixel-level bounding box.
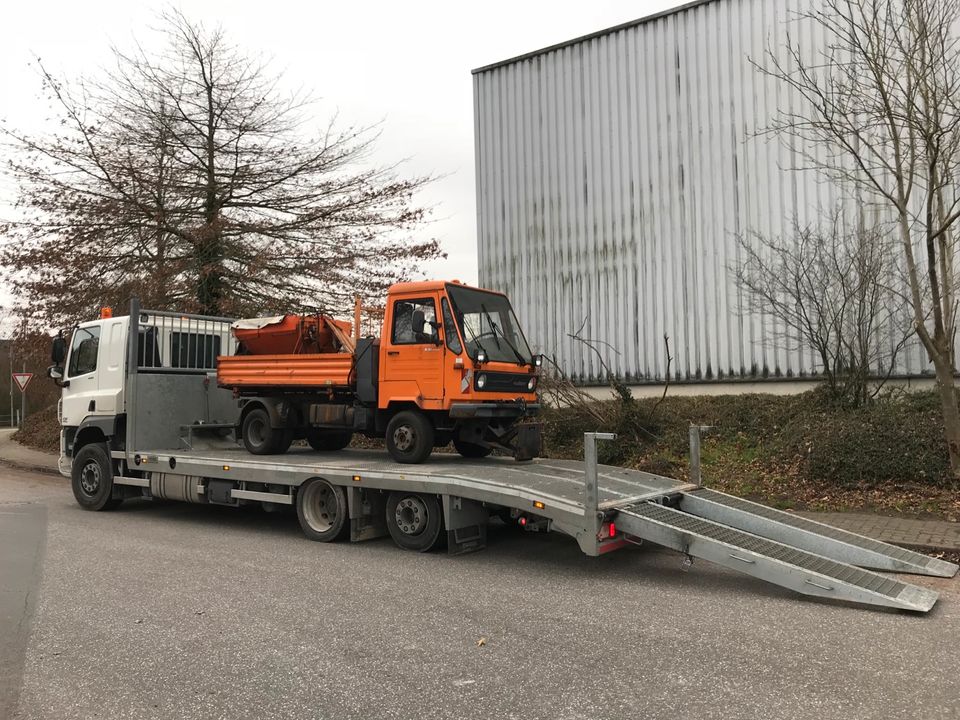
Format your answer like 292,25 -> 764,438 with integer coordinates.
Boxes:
0,503 -> 46,718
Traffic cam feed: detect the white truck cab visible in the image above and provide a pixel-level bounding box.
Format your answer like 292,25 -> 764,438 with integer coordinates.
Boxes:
52,309 -> 235,477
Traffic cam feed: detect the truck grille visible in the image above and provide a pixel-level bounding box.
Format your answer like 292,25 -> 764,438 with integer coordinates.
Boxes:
476,371 -> 533,393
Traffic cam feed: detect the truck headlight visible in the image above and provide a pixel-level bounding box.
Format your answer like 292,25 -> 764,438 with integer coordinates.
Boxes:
477,350 -> 487,364
527,377 -> 537,391
533,354 -> 543,368
476,373 -> 487,389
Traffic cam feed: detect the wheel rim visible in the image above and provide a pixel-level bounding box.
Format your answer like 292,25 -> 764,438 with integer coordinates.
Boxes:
392,424 -> 416,453
302,482 -> 338,533
394,496 -> 429,536
248,416 -> 267,447
79,461 -> 101,496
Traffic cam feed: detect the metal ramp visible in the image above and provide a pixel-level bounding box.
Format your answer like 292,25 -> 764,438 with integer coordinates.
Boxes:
679,488 -> 958,578
615,502 -> 952,613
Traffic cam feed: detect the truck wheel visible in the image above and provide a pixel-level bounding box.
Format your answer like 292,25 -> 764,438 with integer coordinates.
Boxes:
296,478 -> 350,542
453,439 -> 492,458
242,408 -> 287,455
385,491 -> 443,551
275,430 -> 294,454
385,411 -> 434,464
306,429 -> 352,452
72,443 -> 123,511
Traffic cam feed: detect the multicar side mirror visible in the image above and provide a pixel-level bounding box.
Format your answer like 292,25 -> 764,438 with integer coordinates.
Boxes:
411,309 -> 426,335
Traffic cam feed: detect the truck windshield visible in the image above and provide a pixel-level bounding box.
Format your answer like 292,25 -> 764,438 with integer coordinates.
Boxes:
446,285 -> 533,365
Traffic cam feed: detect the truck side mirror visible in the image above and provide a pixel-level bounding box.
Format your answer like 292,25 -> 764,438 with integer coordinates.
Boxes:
47,364 -> 64,386
51,333 -> 66,364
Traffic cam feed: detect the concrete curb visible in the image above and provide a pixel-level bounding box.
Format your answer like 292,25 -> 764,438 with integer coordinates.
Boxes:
0,456 -> 60,477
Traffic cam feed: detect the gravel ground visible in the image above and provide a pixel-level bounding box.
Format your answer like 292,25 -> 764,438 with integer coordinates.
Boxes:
2,467 -> 959,720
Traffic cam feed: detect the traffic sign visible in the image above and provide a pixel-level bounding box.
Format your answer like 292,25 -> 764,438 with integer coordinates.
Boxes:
12,372 -> 33,393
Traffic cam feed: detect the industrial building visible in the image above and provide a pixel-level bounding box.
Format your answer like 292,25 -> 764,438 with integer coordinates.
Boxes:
472,0 -> 933,388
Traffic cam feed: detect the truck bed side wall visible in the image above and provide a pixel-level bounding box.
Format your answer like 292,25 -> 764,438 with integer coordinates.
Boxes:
217,354 -> 354,390
131,374 -> 240,451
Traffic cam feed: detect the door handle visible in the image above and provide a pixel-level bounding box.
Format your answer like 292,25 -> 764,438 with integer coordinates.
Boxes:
387,351 -> 399,356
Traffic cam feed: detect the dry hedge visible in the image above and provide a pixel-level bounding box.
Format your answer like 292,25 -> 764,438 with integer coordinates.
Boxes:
541,389 -> 952,488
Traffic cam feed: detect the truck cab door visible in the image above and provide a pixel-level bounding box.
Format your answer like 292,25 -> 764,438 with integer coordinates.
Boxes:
379,296 -> 444,409
95,319 -> 126,413
61,323 -> 103,427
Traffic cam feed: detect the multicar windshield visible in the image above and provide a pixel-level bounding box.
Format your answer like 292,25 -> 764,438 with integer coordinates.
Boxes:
446,284 -> 533,365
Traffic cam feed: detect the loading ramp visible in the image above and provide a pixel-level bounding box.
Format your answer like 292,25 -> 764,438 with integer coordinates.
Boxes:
615,501 -> 944,612
678,488 -> 957,578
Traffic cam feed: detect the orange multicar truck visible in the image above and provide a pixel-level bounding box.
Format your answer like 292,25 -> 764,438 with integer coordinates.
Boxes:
217,280 -> 543,464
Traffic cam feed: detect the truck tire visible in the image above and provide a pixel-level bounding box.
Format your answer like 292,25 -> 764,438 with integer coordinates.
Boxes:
71,443 -> 123,511
385,491 -> 443,552
242,408 -> 289,455
385,411 -> 434,464
453,439 -> 492,458
306,429 -> 352,452
296,478 -> 350,542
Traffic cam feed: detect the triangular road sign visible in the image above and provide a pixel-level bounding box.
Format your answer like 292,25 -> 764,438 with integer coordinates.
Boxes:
12,373 -> 33,392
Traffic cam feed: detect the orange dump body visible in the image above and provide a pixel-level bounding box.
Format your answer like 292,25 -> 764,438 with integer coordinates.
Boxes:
219,313 -> 356,390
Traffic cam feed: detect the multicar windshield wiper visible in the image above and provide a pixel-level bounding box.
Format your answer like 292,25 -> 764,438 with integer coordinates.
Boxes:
479,304 -> 502,351
460,316 -> 488,362
481,303 -> 527,366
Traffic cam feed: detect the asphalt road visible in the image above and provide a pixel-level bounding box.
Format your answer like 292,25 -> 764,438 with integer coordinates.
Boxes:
1,466 -> 958,720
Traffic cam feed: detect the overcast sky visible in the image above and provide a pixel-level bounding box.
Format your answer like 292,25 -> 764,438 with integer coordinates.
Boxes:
0,0 -> 686,295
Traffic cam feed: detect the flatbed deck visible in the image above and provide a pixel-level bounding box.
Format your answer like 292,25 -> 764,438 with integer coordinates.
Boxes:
134,446 -> 694,523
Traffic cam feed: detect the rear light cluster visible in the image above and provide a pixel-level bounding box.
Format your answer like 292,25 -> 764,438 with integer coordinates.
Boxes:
599,521 -> 617,540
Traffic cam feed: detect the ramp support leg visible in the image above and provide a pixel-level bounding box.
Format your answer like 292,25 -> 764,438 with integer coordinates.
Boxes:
583,432 -> 617,535
688,425 -> 712,487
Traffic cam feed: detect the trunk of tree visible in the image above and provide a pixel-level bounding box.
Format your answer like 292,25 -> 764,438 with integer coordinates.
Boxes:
932,354 -> 960,479
198,73 -> 223,316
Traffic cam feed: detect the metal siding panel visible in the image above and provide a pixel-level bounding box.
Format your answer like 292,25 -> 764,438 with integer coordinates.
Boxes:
730,0 -> 748,376
473,0 -> 936,384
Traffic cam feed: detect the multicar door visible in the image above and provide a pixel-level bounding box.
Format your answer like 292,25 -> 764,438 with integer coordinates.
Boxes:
379,293 -> 444,409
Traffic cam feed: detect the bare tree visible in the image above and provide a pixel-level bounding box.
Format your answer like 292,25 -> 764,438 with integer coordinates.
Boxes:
0,9 -> 441,329
736,209 -> 911,406
758,0 -> 960,473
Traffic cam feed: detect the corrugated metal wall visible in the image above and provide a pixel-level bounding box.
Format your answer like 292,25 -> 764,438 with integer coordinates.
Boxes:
472,0 -> 934,384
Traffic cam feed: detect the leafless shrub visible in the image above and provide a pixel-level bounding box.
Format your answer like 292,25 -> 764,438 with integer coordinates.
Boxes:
736,210 -> 912,406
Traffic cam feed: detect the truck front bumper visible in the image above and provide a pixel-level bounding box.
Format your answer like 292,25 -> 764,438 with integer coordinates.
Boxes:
448,401 -> 540,419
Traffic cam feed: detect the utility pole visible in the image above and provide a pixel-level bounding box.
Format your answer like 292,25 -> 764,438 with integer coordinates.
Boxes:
8,341 -> 12,428
20,360 -> 26,427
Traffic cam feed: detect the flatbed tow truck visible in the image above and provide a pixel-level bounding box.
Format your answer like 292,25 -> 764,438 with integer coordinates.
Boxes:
49,298 -> 957,612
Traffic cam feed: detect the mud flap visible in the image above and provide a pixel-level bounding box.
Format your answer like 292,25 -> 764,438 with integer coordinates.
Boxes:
442,495 -> 488,555
348,487 -> 388,542
511,422 -> 542,461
